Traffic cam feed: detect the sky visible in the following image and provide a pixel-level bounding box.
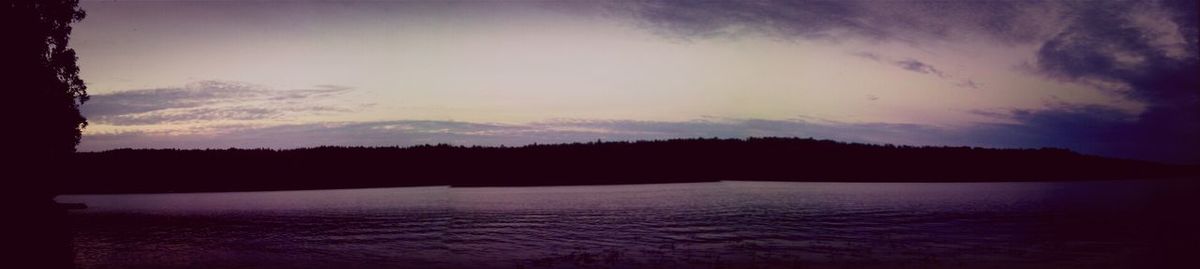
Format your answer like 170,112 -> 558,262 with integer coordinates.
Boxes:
71,0 -> 1198,163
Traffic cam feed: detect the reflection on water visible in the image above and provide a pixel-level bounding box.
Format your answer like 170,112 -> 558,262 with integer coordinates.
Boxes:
60,180 -> 1198,268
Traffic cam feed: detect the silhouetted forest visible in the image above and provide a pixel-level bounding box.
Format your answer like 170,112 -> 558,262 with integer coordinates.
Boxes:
65,137 -> 1195,193
3,0 -> 90,267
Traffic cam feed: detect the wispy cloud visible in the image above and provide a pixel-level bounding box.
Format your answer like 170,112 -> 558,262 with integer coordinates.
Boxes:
893,58 -> 946,78
83,81 -> 356,125
80,118 -> 959,152
1019,0 -> 1199,163
612,0 -> 1059,44
616,0 -> 1197,163
71,1 -> 1199,164
955,80 -> 979,89
853,51 -> 975,88
80,114 -> 1200,163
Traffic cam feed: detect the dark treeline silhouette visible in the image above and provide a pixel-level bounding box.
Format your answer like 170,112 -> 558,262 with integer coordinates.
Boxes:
66,137 -> 1195,194
3,0 -> 90,268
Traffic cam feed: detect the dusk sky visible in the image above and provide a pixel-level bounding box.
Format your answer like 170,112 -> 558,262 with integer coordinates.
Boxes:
71,0 -> 1198,163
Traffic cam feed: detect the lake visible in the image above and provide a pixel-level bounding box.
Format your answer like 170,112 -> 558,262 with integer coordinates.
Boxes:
59,180 -> 1198,269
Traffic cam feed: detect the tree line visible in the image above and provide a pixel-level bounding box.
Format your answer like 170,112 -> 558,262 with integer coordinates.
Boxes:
64,137 -> 1195,193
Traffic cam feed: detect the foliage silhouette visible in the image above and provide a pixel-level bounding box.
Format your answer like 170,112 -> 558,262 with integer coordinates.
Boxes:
2,0 -> 88,268
2,0 -> 89,197
69,137 -> 1194,194
3,0 -> 89,159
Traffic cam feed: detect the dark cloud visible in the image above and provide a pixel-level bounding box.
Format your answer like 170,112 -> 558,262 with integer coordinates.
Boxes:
612,0 -> 1055,43
1024,0 -> 1199,163
969,104 -> 1199,164
84,81 -> 355,125
612,0 -> 878,40
620,0 -> 1194,97
893,59 -> 946,77
617,0 -> 1198,163
855,51 -> 975,87
97,107 -> 280,125
74,1 -> 1199,163
1035,1 -> 1198,104
83,81 -> 262,117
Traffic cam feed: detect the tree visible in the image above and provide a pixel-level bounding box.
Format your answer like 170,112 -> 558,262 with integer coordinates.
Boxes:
1,1 -> 88,267
2,0 -> 89,159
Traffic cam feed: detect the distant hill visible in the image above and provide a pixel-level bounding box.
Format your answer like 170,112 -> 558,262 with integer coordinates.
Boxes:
65,137 -> 1195,193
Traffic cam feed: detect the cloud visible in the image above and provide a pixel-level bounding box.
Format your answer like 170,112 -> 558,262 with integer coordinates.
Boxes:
893,58 -> 946,77
83,81 -> 356,125
851,51 -> 882,61
1018,0 -> 1199,163
1033,0 -> 1198,104
73,1 -> 1199,164
955,80 -> 979,89
854,51 -> 976,87
79,118 -> 972,157
621,0 -> 1194,95
81,114 -> 1199,163
615,0 -> 1197,162
612,0 -> 886,41
611,0 -> 1059,44
969,103 -> 1199,164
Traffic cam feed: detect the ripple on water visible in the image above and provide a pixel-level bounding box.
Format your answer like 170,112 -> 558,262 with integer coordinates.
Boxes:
62,180 -> 1199,269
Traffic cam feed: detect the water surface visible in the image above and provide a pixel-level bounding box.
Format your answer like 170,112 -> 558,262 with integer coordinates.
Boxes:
60,180 -> 1198,268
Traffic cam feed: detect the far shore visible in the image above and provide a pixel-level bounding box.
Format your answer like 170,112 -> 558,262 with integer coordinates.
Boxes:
59,177 -> 1199,195
62,138 -> 1198,194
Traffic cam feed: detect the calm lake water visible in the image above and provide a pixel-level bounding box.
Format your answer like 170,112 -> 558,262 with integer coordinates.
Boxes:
59,180 -> 1198,269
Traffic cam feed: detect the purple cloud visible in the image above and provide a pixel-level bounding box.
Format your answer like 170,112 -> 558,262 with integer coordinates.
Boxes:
893,59 -> 946,78
83,81 -> 355,125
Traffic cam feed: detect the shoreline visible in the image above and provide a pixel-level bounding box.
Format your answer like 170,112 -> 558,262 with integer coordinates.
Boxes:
57,177 -> 1198,195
